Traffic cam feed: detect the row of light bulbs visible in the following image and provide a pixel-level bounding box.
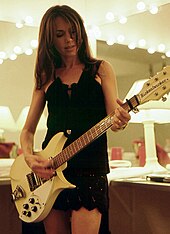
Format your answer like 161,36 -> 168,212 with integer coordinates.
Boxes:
0,1 -> 169,64
105,1 -> 159,24
97,1 -> 170,57
105,36 -> 170,57
0,15 -> 35,64
0,39 -> 38,64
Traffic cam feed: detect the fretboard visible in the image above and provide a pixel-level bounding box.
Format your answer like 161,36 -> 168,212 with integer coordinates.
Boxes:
52,95 -> 139,169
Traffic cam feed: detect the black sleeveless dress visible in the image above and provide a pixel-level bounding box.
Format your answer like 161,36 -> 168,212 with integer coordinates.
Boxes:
42,61 -> 110,217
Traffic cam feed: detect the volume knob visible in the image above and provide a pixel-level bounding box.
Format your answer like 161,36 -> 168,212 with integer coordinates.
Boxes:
31,206 -> 38,212
26,211 -> 31,217
23,204 -> 29,210
29,198 -> 35,204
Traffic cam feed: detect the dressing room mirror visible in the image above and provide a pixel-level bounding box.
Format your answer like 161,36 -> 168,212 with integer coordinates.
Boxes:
0,1 -> 170,152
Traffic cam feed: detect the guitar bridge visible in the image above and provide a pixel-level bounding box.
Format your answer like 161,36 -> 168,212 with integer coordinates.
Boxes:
12,185 -> 26,201
27,172 -> 45,192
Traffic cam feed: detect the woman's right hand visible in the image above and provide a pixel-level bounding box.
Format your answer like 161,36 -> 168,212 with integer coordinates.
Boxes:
24,153 -> 55,180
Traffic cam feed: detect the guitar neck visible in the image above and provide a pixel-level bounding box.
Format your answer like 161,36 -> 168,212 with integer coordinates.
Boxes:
52,95 -> 140,169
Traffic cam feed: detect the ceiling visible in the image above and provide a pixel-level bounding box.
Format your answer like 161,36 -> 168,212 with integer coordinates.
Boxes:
0,0 -> 170,62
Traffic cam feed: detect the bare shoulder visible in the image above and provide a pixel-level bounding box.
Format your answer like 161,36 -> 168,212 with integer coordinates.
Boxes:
99,60 -> 114,69
98,60 -> 116,81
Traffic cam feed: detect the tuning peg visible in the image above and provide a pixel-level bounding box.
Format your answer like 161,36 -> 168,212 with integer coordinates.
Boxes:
132,107 -> 139,113
162,96 -> 167,102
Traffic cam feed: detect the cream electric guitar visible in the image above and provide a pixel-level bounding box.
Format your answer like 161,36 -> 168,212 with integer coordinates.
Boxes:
10,66 -> 170,223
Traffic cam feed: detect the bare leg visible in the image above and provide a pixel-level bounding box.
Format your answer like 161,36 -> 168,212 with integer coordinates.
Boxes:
43,209 -> 71,234
71,207 -> 101,234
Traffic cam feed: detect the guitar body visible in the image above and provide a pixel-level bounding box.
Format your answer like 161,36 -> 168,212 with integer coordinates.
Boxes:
10,132 -> 75,223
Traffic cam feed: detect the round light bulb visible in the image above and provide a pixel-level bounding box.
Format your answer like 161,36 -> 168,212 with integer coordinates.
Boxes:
105,12 -> 115,21
137,1 -> 146,11
138,39 -> 146,47
0,51 -> 6,59
119,16 -> 127,24
25,16 -> 33,25
16,22 -> 24,28
25,48 -> 33,55
158,43 -> 166,52
30,39 -> 38,48
117,34 -> 125,43
147,47 -> 155,54
106,38 -> 115,46
149,5 -> 158,14
165,51 -> 170,57
13,46 -> 22,54
9,53 -> 17,60
128,42 -> 136,50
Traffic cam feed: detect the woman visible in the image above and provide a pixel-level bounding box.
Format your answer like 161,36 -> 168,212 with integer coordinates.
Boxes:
20,5 -> 131,234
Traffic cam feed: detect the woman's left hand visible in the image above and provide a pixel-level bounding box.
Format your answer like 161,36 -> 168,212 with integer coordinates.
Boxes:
111,98 -> 131,131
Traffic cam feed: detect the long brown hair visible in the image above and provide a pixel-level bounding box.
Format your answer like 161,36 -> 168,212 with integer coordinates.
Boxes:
35,5 -> 97,89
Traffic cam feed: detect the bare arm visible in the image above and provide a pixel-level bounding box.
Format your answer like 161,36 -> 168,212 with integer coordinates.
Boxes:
98,60 -> 131,131
20,87 -> 54,179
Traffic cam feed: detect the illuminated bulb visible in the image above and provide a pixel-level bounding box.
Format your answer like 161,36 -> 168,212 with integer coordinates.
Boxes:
138,39 -> 146,47
0,51 -> 6,59
16,22 -> 24,28
9,54 -> 17,60
158,43 -> 165,52
128,42 -> 136,50
13,46 -> 22,54
106,38 -> 115,46
25,48 -> 33,55
149,5 -> 159,14
165,51 -> 170,57
147,47 -> 155,54
137,1 -> 146,11
30,39 -> 38,48
105,12 -> 115,21
92,25 -> 101,38
25,16 -> 33,25
117,34 -> 125,43
119,16 -> 127,24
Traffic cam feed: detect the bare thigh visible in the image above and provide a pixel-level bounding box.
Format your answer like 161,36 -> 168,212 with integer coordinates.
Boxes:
71,207 -> 102,234
43,209 -> 71,234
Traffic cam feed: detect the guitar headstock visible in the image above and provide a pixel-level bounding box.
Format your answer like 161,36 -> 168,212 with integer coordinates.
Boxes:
137,66 -> 170,105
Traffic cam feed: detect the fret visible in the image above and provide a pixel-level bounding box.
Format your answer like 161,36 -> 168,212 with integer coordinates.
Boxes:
55,153 -> 63,167
98,121 -> 107,133
69,142 -> 77,156
88,128 -> 95,141
80,134 -> 86,146
83,131 -> 90,144
76,137 -> 83,149
60,150 -> 67,164
76,138 -> 83,150
52,158 -> 57,169
63,147 -> 72,161
78,135 -> 86,148
64,145 -> 70,157
71,141 -> 79,154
